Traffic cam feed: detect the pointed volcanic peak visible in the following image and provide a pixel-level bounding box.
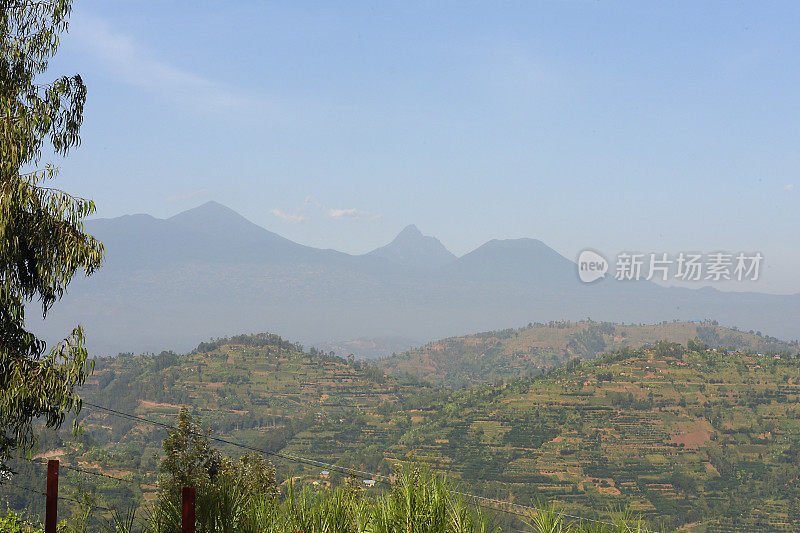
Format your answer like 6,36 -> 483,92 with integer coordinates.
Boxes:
367,224 -> 456,269
167,201 -> 294,246
447,237 -> 577,286
169,200 -> 260,227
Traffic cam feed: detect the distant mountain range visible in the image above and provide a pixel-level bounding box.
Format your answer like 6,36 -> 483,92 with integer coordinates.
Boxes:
29,201 -> 800,356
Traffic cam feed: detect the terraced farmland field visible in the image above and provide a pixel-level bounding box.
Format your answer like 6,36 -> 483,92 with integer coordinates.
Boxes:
379,320 -> 796,388
380,343 -> 800,530
5,333 -> 800,531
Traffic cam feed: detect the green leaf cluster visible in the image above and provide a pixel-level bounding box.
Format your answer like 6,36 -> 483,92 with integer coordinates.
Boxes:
1,0 -> 103,463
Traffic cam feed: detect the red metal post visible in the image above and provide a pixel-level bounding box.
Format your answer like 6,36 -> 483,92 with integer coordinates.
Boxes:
182,486 -> 196,533
45,460 -> 59,533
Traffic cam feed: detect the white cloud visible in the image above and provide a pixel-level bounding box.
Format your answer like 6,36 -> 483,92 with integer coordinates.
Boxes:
270,208 -> 308,223
71,15 -> 260,111
271,198 -> 380,223
786,184 -> 795,192
327,208 -> 358,219
327,207 -> 381,221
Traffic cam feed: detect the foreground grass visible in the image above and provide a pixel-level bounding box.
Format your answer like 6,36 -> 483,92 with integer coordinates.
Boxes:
0,509 -> 42,533
2,467 -> 653,533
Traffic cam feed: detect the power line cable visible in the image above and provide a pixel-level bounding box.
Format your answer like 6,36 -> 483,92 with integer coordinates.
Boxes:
0,479 -> 114,512
83,401 -> 387,483
82,400 -> 653,531
20,457 -> 145,486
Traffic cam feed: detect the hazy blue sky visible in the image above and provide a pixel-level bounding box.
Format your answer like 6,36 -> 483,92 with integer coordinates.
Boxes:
47,1 -> 798,293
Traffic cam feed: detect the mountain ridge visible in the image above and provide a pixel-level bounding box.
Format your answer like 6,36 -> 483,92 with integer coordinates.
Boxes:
366,223 -> 456,269
379,319 -> 798,388
31,201 -> 800,356
445,237 -> 577,285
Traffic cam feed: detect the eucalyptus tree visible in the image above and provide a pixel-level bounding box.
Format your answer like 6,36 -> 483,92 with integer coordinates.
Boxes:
1,0 -> 103,466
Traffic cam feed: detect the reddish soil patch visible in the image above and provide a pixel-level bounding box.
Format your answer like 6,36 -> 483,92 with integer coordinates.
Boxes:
140,400 -> 182,410
671,430 -> 711,449
33,448 -> 65,460
104,468 -> 132,478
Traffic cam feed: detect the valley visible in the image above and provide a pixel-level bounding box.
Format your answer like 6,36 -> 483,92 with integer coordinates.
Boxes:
4,325 -> 800,531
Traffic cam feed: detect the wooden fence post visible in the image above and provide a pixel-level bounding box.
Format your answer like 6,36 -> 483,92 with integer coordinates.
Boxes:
182,486 -> 196,533
45,459 -> 59,533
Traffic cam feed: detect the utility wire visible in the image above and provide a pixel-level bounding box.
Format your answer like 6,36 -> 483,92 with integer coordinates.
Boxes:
20,451 -> 537,531
21,457 -> 144,486
83,401 -> 387,483
82,401 -> 653,531
0,479 -> 114,512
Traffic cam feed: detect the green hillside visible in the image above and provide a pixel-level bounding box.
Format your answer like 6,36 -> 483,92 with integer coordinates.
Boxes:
83,333 -> 444,471
1,334 -> 444,518
381,343 -> 800,531
379,320 -> 796,388
5,332 -> 800,531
